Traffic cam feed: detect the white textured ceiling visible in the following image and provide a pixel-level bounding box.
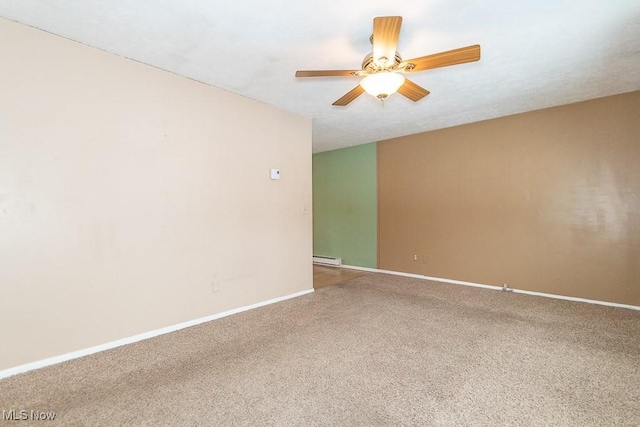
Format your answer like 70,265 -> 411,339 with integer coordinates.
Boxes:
1,1 -> 639,152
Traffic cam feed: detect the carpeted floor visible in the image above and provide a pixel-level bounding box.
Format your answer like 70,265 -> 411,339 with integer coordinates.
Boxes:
1,273 -> 639,426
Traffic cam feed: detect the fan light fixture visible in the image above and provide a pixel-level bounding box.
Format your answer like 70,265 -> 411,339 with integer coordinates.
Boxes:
360,72 -> 405,100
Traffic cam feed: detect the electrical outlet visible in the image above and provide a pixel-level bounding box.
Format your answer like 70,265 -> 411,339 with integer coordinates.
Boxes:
212,281 -> 219,293
413,254 -> 418,261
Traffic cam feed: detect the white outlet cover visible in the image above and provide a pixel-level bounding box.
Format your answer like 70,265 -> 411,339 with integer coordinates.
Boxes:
270,169 -> 280,180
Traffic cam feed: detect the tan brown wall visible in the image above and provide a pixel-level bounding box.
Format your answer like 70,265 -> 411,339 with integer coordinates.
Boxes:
0,18 -> 312,371
378,91 -> 640,306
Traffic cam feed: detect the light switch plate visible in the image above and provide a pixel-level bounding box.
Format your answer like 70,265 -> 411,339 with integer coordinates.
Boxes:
270,168 -> 280,180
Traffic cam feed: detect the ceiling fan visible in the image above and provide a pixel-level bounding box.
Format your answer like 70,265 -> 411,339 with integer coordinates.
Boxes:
295,16 -> 480,106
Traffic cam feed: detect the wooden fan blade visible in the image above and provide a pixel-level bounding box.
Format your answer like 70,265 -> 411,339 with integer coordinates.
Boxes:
332,85 -> 365,106
295,70 -> 361,78
400,44 -> 480,72
372,16 -> 403,67
398,79 -> 430,102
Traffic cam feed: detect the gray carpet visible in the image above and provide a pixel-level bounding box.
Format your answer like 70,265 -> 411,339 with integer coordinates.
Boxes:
1,273 -> 639,426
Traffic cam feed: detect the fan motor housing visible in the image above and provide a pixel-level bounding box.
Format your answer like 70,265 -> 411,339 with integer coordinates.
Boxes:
362,51 -> 403,72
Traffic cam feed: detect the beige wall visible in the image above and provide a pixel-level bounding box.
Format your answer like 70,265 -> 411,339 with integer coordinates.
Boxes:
0,18 -> 312,370
378,91 -> 640,306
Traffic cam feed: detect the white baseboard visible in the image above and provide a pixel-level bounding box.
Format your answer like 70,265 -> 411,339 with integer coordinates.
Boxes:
342,265 -> 640,311
0,288 -> 314,380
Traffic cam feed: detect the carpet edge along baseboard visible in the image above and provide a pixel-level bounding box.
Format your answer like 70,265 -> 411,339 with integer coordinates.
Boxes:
342,265 -> 640,311
0,288 -> 315,380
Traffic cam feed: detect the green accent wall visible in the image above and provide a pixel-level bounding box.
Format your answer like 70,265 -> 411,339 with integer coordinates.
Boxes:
313,143 -> 377,268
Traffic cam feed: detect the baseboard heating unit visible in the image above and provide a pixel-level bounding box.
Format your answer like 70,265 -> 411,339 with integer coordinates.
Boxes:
313,255 -> 342,267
